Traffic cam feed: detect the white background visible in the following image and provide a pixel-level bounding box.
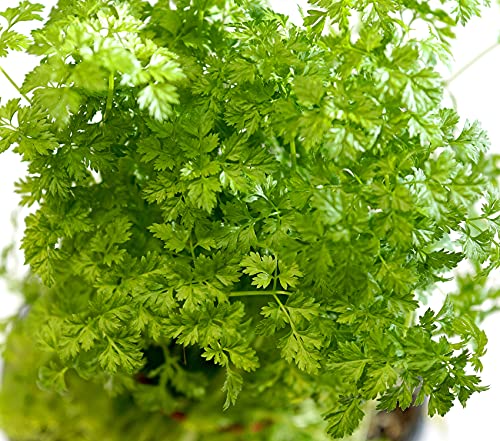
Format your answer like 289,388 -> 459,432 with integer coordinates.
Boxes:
1,0 -> 500,440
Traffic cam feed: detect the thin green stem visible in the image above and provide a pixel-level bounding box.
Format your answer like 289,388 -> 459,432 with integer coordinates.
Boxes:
447,88 -> 458,110
445,42 -> 500,85
229,290 -> 290,297
290,138 -> 297,169
343,168 -> 364,186
272,260 -> 293,329
272,257 -> 279,291
255,193 -> 282,221
198,0 -> 209,23
273,293 -> 297,333
189,239 -> 196,262
467,214 -> 487,222
104,72 -> 115,120
349,45 -> 368,56
404,311 -> 415,328
377,252 -> 388,267
0,66 -> 32,104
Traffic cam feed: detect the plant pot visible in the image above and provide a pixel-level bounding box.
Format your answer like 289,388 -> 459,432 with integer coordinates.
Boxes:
367,403 -> 425,441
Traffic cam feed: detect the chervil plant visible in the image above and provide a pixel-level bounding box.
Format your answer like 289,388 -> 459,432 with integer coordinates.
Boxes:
1,0 -> 500,440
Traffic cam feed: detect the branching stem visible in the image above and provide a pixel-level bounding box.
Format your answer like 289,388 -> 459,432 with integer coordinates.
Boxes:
273,293 -> 298,334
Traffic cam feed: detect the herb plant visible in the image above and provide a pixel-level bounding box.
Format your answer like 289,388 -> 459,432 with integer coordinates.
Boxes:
1,0 -> 500,440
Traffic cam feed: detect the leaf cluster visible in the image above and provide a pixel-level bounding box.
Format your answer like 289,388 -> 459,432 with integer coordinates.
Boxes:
0,0 -> 499,440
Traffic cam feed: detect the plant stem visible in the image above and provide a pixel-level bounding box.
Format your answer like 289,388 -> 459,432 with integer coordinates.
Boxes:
405,310 -> 415,328
104,71 -> 115,120
189,239 -> 196,262
343,168 -> 364,186
159,344 -> 170,389
445,42 -> 500,85
273,293 -> 298,334
290,138 -> 297,169
229,290 -> 290,297
446,88 -> 458,110
0,66 -> 32,104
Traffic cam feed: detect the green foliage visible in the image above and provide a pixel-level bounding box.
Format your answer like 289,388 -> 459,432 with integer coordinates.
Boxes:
0,0 -> 499,440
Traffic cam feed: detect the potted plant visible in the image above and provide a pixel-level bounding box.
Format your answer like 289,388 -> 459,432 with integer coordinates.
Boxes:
1,0 -> 499,440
